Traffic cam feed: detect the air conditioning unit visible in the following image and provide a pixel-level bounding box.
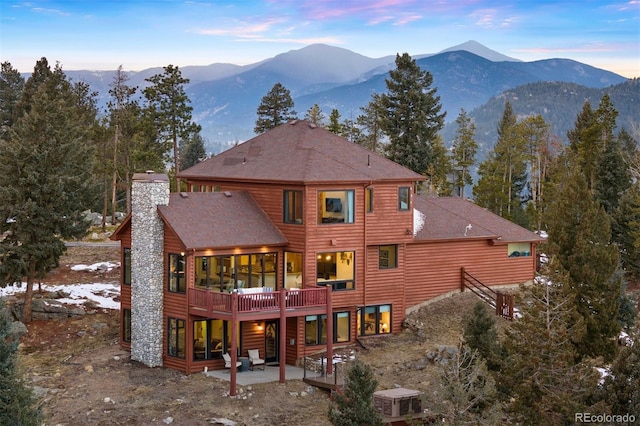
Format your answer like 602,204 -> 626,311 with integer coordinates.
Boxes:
373,388 -> 422,418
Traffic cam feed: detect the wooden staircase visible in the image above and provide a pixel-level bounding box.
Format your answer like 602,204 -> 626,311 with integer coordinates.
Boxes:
461,267 -> 515,320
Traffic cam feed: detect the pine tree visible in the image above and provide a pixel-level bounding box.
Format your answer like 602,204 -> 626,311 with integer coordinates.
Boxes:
0,61 -> 25,128
375,53 -> 446,176
595,133 -> 631,215
613,184 -> 640,279
451,108 -> 477,198
474,101 -> 528,224
0,301 -> 42,425
597,324 -> 640,415
431,343 -> 502,424
143,64 -> 200,190
254,82 -> 297,134
503,260 -> 598,424
463,302 -> 503,371
326,108 -> 341,134
543,152 -> 622,361
304,104 -> 325,126
356,101 -> 384,154
425,134 -> 452,196
329,360 -> 383,426
0,61 -> 96,322
179,132 -> 207,171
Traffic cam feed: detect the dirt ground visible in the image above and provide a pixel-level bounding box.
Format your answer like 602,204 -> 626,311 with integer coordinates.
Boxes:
15,245 -> 638,425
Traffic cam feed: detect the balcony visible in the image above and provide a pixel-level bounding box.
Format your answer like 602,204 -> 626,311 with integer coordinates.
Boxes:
188,287 -> 329,320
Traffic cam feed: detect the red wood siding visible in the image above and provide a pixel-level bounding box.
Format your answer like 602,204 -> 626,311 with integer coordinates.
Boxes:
404,239 -> 536,310
365,184 -> 414,245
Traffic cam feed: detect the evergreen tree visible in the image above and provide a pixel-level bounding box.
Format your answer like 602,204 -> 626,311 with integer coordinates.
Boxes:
179,132 -> 207,171
543,152 -> 622,361
356,100 -> 384,154
0,61 -> 96,323
425,134 -> 452,196
375,53 -> 446,176
595,134 -> 631,214
0,61 -> 25,128
326,108 -> 341,134
518,114 -> 554,231
0,300 -> 42,425
431,343 -> 502,424
463,301 -> 503,371
254,82 -> 297,134
143,64 -> 200,190
329,360 -> 383,426
14,57 -> 52,118
613,184 -> 640,279
304,104 -> 325,126
474,101 -> 528,224
451,108 -> 477,198
503,260 -> 598,424
597,325 -> 640,416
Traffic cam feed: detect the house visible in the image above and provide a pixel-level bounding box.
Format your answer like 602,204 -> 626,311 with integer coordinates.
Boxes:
111,120 -> 542,395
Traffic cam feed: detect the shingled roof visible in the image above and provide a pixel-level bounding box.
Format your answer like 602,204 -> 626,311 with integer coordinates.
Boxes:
157,191 -> 287,250
413,196 -> 544,243
179,120 -> 424,184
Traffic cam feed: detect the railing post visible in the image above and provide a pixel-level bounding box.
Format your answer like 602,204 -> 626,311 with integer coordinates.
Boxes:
326,285 -> 333,376
460,267 -> 466,292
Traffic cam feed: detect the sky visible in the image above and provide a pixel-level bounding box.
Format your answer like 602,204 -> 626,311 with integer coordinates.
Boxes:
1,1 -> 639,78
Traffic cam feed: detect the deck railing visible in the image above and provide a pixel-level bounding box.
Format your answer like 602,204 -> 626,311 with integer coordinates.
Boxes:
461,267 -> 515,320
189,287 -> 328,314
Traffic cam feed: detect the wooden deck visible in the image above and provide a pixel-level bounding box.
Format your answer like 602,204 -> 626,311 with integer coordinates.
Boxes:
302,372 -> 345,391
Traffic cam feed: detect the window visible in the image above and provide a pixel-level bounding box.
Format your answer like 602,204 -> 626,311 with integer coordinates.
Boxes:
379,245 -> 398,269
193,319 -> 235,361
508,243 -> 531,258
168,253 -> 186,293
366,187 -> 373,213
285,252 -> 303,289
168,317 -> 186,358
122,309 -> 131,343
359,304 -> 391,336
316,251 -> 354,291
195,253 -> 278,291
123,248 -> 131,285
398,187 -> 410,211
318,190 -> 354,224
284,190 -> 303,224
305,312 -> 351,345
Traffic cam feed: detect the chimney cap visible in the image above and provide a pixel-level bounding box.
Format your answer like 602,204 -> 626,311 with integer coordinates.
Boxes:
132,172 -> 169,183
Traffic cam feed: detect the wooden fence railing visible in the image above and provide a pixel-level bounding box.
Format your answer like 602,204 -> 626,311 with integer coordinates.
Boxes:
461,267 -> 515,320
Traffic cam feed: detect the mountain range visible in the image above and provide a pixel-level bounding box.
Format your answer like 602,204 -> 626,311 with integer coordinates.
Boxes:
60,40 -> 635,155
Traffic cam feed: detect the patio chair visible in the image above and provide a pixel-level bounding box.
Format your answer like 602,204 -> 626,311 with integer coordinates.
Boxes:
247,349 -> 265,370
222,352 -> 241,370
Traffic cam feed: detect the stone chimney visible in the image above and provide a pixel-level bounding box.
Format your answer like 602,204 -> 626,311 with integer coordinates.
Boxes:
130,172 -> 169,367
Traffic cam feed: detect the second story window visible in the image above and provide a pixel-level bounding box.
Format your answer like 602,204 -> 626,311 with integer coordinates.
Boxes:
284,190 -> 303,224
318,190 -> 354,224
398,187 -> 410,211
366,187 -> 373,213
168,253 -> 186,293
316,251 -> 354,291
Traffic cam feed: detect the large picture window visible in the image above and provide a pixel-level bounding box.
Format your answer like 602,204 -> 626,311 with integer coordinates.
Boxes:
123,248 -> 131,285
284,190 -> 303,224
305,311 -> 351,345
316,251 -> 354,291
359,304 -> 391,336
318,190 -> 354,224
168,317 -> 186,358
195,253 -> 278,292
193,319 -> 237,361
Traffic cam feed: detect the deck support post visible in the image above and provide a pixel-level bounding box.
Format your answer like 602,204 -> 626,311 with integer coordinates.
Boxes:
279,288 -> 287,383
229,291 -> 238,396
325,285 -> 333,376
